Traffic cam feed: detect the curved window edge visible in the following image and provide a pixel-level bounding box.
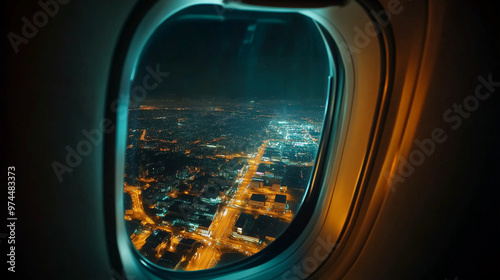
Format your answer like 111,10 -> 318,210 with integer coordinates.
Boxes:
104,1 -> 394,279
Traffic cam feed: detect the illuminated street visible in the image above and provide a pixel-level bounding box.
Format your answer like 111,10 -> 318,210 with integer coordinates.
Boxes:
124,106 -> 322,271
125,140 -> 273,270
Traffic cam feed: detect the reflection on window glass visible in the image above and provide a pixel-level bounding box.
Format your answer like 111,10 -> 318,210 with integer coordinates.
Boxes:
123,4 -> 330,271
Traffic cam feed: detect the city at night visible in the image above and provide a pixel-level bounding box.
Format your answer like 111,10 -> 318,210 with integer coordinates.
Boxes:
124,99 -> 326,270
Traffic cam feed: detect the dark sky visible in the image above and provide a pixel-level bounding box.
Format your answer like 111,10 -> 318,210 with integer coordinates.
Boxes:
132,4 -> 330,102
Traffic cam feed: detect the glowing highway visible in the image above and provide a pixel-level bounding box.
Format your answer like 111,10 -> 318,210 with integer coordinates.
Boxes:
125,140 -> 277,270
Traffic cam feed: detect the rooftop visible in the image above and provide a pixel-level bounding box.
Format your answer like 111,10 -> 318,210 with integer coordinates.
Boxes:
275,194 -> 286,203
250,194 -> 267,202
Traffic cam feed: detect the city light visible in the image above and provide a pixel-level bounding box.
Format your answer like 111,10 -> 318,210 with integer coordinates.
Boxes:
123,99 -> 324,270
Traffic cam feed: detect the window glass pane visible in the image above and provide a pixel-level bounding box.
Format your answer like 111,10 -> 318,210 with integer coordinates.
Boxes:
124,4 -> 330,271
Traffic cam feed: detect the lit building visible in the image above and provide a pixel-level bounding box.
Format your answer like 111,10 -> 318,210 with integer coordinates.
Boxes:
273,194 -> 287,212
250,179 -> 263,189
176,238 -> 198,257
140,229 -> 171,260
249,194 -> 267,208
233,213 -> 254,235
268,178 -> 281,192
157,251 -> 182,269
232,213 -> 260,244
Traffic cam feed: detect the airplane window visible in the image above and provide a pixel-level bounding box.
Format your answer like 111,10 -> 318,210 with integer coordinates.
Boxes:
123,4 -> 333,271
